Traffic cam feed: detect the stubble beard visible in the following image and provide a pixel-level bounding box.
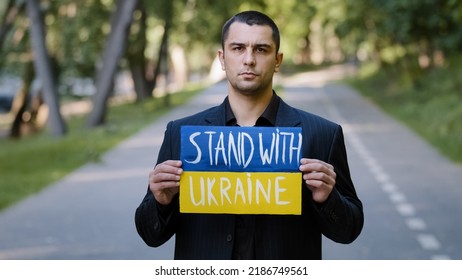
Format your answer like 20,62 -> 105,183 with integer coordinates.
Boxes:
230,76 -> 271,98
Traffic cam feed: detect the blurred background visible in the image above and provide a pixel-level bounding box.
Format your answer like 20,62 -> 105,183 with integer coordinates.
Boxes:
1,0 -> 462,138
0,0 -> 462,260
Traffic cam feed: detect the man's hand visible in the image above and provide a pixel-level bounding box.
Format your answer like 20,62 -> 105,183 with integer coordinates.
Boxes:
149,160 -> 183,205
299,158 -> 336,203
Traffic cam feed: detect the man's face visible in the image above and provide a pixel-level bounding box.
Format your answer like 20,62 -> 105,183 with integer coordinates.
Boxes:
219,22 -> 283,97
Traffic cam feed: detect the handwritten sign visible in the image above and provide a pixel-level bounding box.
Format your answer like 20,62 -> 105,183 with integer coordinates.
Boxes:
180,126 -> 302,215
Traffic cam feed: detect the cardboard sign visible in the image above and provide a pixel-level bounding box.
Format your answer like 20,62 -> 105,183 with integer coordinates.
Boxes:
180,171 -> 301,214
180,126 -> 302,215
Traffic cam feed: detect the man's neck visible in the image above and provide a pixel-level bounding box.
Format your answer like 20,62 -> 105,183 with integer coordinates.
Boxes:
228,89 -> 273,126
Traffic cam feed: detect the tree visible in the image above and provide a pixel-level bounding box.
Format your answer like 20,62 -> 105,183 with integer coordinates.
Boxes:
46,1 -> 113,79
25,0 -> 66,136
86,0 -> 138,127
126,1 -> 149,102
125,0 -> 174,102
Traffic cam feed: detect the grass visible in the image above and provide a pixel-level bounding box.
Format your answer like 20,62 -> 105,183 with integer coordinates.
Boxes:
0,86 -> 203,211
347,55 -> 462,164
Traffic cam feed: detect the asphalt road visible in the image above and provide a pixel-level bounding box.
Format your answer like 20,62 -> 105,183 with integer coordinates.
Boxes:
1,65 -> 461,260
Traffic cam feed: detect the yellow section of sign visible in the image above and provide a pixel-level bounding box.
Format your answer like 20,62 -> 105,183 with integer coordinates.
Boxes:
180,171 -> 301,215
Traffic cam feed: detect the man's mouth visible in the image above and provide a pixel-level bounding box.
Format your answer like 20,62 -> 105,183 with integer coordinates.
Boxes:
239,71 -> 257,78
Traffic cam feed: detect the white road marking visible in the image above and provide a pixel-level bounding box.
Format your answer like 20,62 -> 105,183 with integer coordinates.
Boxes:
396,203 -> 416,217
406,218 -> 427,231
382,182 -> 398,193
389,192 -> 407,204
417,234 -> 441,250
431,255 -> 451,260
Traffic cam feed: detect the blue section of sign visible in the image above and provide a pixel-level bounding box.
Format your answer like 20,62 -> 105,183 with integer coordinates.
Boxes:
181,126 -> 302,172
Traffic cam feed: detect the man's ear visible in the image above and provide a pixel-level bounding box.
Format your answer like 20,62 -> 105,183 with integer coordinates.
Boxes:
218,49 -> 225,70
275,52 -> 283,72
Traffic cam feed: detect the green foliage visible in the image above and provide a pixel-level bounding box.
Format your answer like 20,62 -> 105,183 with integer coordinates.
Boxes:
172,0 -> 246,55
2,0 -> 462,78
46,0 -> 113,77
348,54 -> 462,164
332,0 -> 462,64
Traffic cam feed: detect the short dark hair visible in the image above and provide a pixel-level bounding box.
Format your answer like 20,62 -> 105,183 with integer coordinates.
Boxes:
221,10 -> 280,54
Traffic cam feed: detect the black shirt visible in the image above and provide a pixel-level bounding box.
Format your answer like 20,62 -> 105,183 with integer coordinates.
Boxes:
224,92 -> 280,259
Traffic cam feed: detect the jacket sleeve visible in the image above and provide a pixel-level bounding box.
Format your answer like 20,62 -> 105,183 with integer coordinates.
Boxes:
314,125 -> 364,244
135,121 -> 180,247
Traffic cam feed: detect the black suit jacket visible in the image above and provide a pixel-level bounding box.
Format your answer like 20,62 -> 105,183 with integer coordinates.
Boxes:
135,95 -> 364,259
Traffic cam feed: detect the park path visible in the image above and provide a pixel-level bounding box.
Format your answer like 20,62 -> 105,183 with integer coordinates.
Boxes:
0,64 -> 461,259
281,68 -> 462,260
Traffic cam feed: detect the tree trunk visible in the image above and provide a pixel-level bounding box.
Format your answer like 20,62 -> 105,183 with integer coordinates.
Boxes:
10,62 -> 34,138
146,0 -> 173,97
86,0 -> 138,127
25,0 -> 66,136
126,1 -> 149,102
130,63 -> 148,102
146,23 -> 169,95
160,22 -> 170,107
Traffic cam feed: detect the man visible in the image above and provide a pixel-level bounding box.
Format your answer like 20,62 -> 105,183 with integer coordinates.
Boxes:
135,10 -> 363,259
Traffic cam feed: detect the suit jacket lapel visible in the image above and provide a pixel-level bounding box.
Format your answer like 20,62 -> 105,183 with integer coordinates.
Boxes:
275,98 -> 302,127
204,100 -> 227,126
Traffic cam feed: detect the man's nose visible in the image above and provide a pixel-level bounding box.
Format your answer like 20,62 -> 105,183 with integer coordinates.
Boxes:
243,49 -> 256,65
